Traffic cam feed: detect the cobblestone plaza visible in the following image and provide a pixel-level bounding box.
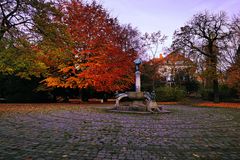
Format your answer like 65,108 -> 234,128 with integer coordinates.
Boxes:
0,104 -> 239,159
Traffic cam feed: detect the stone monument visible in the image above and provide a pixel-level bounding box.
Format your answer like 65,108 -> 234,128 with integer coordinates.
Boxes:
134,58 -> 142,92
114,58 -> 164,113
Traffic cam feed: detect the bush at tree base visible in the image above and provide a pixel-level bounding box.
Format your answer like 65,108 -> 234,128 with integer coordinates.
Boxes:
155,86 -> 186,102
200,85 -> 238,102
0,75 -> 53,103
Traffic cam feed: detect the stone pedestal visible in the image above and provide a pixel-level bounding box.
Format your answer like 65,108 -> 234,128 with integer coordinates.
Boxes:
114,58 -> 169,113
135,71 -> 141,92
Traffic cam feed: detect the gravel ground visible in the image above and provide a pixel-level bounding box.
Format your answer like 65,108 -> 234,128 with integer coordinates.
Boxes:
0,104 -> 239,160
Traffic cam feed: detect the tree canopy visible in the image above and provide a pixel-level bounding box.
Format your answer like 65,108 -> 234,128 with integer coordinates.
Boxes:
172,11 -> 231,102
40,0 -> 141,92
1,1 -> 240,102
0,0 -> 62,79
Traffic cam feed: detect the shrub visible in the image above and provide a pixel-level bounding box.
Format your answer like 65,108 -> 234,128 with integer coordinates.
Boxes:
0,75 -> 53,103
200,88 -> 214,101
155,86 -> 186,102
219,85 -> 238,101
185,79 -> 200,93
200,85 -> 238,101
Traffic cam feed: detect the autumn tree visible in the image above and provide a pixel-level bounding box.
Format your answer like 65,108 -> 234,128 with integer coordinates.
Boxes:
0,0 -> 68,101
172,11 -> 230,102
141,59 -> 163,91
0,0 -> 31,75
0,0 -> 29,41
0,0 -> 63,79
141,31 -> 167,90
42,0 -> 140,95
226,14 -> 240,96
141,31 -> 167,59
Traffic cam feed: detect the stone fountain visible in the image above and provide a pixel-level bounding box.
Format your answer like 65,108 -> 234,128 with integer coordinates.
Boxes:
114,58 -> 166,113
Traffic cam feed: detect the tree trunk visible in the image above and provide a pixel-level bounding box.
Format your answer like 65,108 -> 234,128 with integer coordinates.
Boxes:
80,88 -> 89,102
213,78 -> 219,103
211,56 -> 219,103
103,93 -> 108,102
0,30 -> 4,41
152,78 -> 155,91
204,56 -> 214,89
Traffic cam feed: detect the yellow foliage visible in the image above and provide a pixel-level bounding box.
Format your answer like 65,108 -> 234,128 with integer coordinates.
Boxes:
43,77 -> 63,87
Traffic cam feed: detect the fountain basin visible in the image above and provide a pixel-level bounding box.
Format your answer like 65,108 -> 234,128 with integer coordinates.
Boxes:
127,92 -> 145,100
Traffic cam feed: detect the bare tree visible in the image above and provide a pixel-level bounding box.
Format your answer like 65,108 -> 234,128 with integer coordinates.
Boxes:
225,14 -> 240,96
231,13 -> 240,60
141,31 -> 167,59
172,11 -> 230,102
0,0 -> 60,44
0,0 -> 31,41
232,13 -> 240,38
141,31 -> 167,91
218,13 -> 240,71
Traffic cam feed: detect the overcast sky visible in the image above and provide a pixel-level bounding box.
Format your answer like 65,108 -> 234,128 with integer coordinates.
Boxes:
95,0 -> 240,54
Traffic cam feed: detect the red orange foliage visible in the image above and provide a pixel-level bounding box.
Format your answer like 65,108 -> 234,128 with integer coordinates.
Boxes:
195,102 -> 240,109
226,63 -> 240,96
40,0 -> 139,92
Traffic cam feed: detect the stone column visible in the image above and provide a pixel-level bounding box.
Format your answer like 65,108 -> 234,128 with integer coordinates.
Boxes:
135,71 -> 141,92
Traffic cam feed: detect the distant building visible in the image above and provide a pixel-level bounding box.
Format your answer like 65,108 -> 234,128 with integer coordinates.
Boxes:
154,51 -> 196,86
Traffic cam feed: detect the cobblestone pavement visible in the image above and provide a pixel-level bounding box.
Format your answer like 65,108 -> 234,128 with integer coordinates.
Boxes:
0,104 -> 240,160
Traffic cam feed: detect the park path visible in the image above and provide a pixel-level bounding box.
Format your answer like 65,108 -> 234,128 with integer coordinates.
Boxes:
0,104 -> 240,160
